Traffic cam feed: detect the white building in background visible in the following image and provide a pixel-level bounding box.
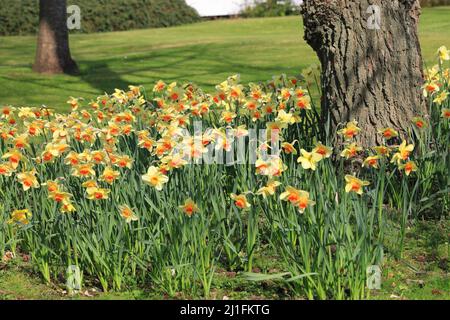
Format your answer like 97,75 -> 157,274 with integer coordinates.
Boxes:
185,0 -> 303,18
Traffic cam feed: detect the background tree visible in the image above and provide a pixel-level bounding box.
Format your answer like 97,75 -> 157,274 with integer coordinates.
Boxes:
33,0 -> 78,74
301,0 -> 427,145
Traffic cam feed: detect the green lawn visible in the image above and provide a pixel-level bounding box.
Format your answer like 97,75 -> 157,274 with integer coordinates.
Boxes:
1,7 -> 450,111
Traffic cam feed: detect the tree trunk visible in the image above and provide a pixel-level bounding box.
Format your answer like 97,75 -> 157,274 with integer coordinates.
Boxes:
33,0 -> 78,74
301,0 -> 427,146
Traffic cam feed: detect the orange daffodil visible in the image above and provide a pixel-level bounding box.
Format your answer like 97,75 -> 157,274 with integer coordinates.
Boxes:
345,175 -> 370,195
86,187 -> 110,200
399,161 -> 418,176
230,193 -> 251,210
179,198 -> 199,217
17,170 -> 39,191
378,128 -> 398,140
280,187 -> 315,213
391,140 -> 414,164
119,205 -> 139,223
338,120 -> 361,140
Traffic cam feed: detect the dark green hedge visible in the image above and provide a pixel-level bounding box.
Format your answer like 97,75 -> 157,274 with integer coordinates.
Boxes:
0,0 -> 199,36
420,0 -> 450,6
240,0 -> 299,18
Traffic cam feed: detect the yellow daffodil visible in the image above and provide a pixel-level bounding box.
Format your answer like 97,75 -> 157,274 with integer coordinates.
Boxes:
340,143 -> 362,159
60,200 -> 76,213
48,191 -> 72,203
280,186 -> 302,205
433,91 -> 448,105
8,209 -> 32,225
280,187 -> 314,212
296,190 -> 315,213
412,117 -> 427,129
142,166 -> 169,191
297,149 -> 322,171
437,45 -> 450,62
256,179 -> 281,199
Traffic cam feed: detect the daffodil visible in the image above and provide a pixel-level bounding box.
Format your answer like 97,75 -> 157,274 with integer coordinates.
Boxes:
378,128 -> 398,140
71,164 -> 96,178
8,209 -> 32,225
338,120 -> 361,140
391,140 -> 414,164
280,187 -> 314,212
340,143 -> 362,159
399,161 -> 418,176
48,191 -> 72,203
363,155 -> 381,169
345,175 -> 370,195
280,186 -> 302,205
433,91 -> 448,105
276,110 -> 295,124
119,205 -> 138,223
412,117 -> 427,129
60,200 -> 76,213
142,166 -> 169,191
294,95 -> 311,110
437,45 -> 450,62
230,193 -> 251,210
179,198 -> 199,217
86,187 -> 110,200
17,170 -> 40,191
256,179 -> 281,199
441,108 -> 450,119
373,145 -> 391,157
281,141 -> 297,155
100,167 -> 120,185
0,163 -> 14,176
312,142 -> 333,158
295,190 -> 315,213
297,149 -> 322,171
2,149 -> 22,169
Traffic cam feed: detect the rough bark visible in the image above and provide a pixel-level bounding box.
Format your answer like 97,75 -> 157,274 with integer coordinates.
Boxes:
301,0 -> 427,146
33,0 -> 78,74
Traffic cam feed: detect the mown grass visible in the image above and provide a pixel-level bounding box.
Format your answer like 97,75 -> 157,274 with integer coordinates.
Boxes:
0,7 -> 450,110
